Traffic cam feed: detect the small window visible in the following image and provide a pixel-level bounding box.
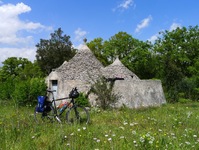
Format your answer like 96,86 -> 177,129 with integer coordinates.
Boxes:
51,80 -> 58,99
52,80 -> 58,86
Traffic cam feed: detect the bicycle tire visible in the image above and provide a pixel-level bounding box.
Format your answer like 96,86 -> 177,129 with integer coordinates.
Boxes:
34,105 -> 55,123
66,106 -> 89,125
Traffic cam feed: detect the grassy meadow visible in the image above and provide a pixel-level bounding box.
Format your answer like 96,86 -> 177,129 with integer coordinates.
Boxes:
0,101 -> 199,150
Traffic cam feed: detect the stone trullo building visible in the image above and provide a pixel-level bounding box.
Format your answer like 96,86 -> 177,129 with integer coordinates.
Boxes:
46,44 -> 166,108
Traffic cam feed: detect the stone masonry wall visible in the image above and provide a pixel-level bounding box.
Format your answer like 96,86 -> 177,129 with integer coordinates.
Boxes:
113,79 -> 166,108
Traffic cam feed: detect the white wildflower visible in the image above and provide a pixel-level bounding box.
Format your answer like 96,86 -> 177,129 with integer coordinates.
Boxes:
119,126 -> 124,130
123,122 -> 128,125
158,129 -> 162,132
185,141 -> 190,145
132,130 -> 136,135
120,136 -> 125,139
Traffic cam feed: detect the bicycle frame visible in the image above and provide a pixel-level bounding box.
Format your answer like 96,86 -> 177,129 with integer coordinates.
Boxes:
47,90 -> 75,118
35,87 -> 89,124
47,90 -> 67,110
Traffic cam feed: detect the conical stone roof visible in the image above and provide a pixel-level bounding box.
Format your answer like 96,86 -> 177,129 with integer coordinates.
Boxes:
101,57 -> 140,80
56,44 -> 104,82
56,61 -> 68,70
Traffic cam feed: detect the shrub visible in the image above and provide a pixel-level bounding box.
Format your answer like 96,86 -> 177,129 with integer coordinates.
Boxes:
178,98 -> 192,103
12,78 -> 47,106
0,77 -> 15,100
75,93 -> 90,107
90,77 -> 120,110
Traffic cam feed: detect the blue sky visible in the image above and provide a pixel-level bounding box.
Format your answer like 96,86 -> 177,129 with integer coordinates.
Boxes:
0,0 -> 198,64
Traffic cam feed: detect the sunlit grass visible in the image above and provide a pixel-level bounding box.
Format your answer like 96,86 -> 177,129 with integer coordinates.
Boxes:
0,101 -> 199,149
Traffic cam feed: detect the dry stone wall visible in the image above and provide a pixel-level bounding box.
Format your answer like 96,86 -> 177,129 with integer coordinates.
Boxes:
113,79 -> 166,108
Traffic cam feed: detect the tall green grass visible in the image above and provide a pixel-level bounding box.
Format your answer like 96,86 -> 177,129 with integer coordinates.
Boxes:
0,101 -> 199,150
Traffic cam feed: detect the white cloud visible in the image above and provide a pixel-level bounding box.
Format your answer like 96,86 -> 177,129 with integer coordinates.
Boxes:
113,0 -> 135,12
0,47 -> 36,64
135,15 -> 152,33
169,22 -> 181,31
119,0 -> 134,9
74,28 -> 88,42
0,2 -> 51,64
0,2 -> 46,45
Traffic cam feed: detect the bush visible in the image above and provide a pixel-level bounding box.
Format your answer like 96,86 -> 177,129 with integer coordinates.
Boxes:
90,77 -> 119,110
178,98 -> 192,103
0,77 -> 15,100
75,93 -> 90,107
12,78 -> 47,106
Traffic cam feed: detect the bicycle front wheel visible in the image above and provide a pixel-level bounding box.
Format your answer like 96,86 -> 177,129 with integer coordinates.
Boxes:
66,106 -> 89,125
34,106 -> 55,123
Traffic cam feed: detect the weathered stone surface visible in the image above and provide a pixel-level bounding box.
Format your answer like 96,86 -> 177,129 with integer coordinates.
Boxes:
102,57 -> 140,80
113,79 -> 166,108
56,45 -> 103,82
46,44 -> 166,108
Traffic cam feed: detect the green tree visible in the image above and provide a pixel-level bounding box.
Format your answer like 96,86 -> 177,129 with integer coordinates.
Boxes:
36,28 -> 76,75
122,40 -> 156,79
88,32 -> 156,79
0,57 -> 46,104
19,61 -> 44,80
87,38 -> 109,66
103,32 -> 136,63
153,25 -> 199,101
0,57 -> 30,80
0,57 -> 44,81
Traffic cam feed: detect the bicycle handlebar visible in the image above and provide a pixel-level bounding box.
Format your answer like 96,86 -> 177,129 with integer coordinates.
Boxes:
47,87 -> 77,93
46,87 -> 78,100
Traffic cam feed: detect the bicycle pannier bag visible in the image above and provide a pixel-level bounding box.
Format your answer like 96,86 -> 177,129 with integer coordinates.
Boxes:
36,96 -> 46,112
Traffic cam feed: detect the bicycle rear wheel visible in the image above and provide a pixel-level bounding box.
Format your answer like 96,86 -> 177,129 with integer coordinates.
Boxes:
34,106 -> 55,123
66,106 -> 89,125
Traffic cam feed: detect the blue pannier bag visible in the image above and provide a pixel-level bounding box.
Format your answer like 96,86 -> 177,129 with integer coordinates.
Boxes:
36,96 -> 46,112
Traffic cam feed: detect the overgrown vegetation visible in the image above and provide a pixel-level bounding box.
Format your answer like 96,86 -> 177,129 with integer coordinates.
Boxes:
0,57 -> 46,105
90,77 -> 120,110
75,93 -> 90,107
0,101 -> 198,150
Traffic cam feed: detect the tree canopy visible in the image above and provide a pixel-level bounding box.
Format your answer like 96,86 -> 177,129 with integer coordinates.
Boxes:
153,25 -> 199,101
36,28 -> 76,75
0,57 -> 43,80
0,57 -> 46,103
87,32 -> 156,79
